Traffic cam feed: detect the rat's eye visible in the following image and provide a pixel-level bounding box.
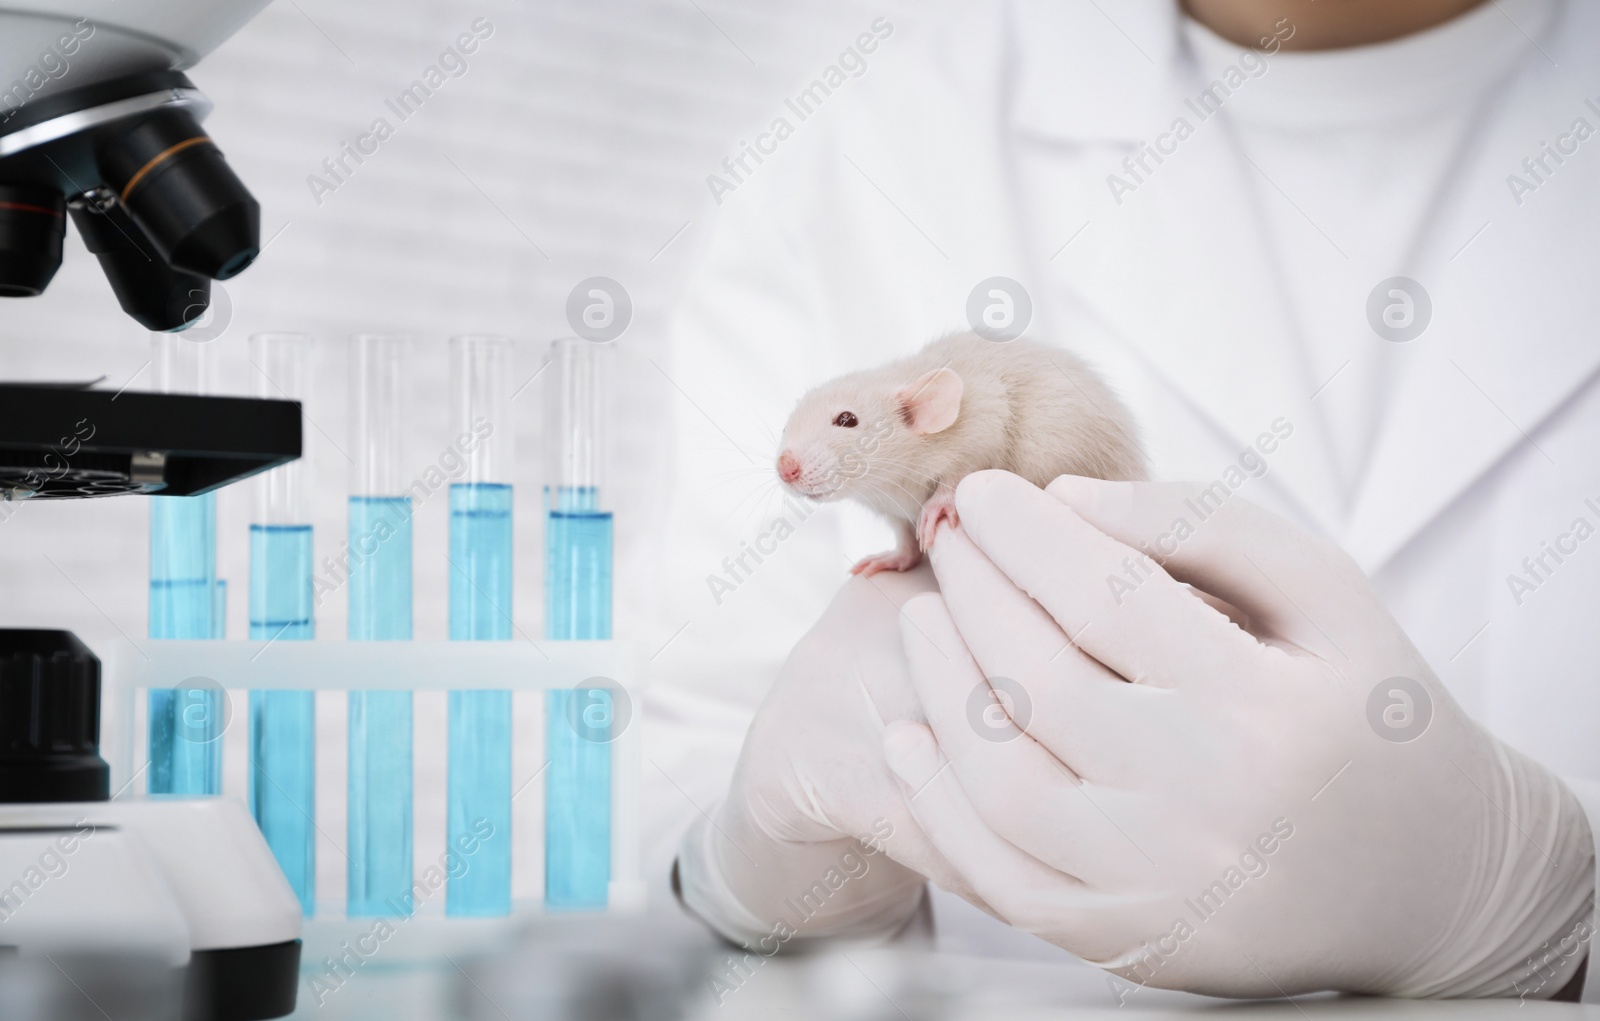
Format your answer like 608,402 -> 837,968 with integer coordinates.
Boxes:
833,411 -> 859,428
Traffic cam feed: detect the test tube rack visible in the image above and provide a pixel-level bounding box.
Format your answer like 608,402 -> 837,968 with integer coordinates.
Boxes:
104,639 -> 644,930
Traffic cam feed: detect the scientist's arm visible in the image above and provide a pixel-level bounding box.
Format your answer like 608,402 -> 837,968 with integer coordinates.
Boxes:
888,471 -> 1593,999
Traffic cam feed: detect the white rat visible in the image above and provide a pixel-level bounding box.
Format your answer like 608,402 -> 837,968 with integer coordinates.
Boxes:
776,331 -> 1147,575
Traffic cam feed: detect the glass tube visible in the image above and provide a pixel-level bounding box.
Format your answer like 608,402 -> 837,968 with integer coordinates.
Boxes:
247,333 -> 316,916
148,335 -> 222,796
544,338 -> 614,910
346,334 -> 414,917
446,335 -> 514,916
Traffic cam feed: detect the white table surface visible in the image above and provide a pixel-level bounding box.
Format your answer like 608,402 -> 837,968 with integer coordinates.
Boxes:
286,912 -> 1600,1021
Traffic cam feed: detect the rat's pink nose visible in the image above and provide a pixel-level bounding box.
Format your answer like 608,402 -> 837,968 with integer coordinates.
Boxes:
777,451 -> 802,483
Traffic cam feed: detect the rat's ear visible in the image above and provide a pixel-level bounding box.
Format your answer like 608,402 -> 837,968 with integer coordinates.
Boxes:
896,367 -> 963,435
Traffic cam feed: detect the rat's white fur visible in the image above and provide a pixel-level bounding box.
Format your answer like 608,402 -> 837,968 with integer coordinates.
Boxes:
778,331 -> 1146,571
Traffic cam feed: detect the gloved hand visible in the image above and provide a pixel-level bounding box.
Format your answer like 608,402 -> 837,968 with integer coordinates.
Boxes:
677,564 -> 979,950
884,470 -> 1595,999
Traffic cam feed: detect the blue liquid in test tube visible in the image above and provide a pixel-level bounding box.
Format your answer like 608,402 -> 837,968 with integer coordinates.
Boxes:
446,335 -> 515,916
248,526 -> 315,642
545,488 -> 613,640
347,495 -> 415,916
247,333 -> 318,914
346,334 -> 416,918
148,492 -> 223,795
447,483 -> 513,915
249,526 -> 315,911
545,488 -> 613,908
544,338 -> 615,911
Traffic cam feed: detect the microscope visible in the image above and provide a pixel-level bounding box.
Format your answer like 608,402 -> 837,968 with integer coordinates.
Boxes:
1,0 -> 269,331
0,3 -> 306,1019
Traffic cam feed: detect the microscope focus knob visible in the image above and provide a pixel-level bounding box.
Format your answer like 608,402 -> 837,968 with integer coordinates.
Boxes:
0,629 -> 110,802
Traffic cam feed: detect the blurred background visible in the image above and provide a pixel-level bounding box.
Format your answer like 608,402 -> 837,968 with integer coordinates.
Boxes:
0,0 -> 917,647
0,0 -> 919,895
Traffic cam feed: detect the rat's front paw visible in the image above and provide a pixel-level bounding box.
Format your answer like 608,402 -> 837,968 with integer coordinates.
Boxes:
916,492 -> 959,551
850,548 -> 923,576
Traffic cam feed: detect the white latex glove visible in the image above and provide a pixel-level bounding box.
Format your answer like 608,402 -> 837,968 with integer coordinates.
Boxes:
884,470 -> 1595,999
677,564 -> 979,949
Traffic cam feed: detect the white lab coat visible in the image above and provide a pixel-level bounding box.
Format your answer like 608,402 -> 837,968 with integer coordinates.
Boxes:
642,0 -> 1600,973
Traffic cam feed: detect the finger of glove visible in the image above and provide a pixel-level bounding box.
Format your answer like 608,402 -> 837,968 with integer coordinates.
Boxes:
898,593 -> 1148,882
954,471 -> 1260,690
926,523 -> 1169,784
1045,476 -> 1370,665
841,781 -> 999,917
883,719 -> 1106,945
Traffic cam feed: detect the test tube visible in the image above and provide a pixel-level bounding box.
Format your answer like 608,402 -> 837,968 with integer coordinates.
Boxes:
147,334 -> 222,795
346,334 -> 414,917
247,333 -> 316,915
544,338 -> 614,910
446,335 -> 514,916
